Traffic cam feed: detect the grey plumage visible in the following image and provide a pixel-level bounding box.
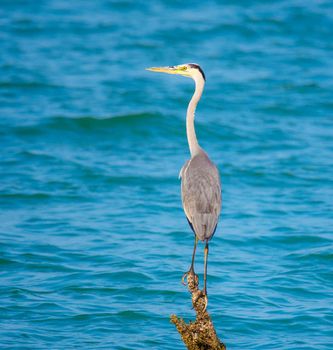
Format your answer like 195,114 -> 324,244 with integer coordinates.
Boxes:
146,62 -> 222,309
180,149 -> 221,241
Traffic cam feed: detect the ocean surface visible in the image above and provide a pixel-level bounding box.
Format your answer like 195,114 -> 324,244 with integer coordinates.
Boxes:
1,1 -> 333,349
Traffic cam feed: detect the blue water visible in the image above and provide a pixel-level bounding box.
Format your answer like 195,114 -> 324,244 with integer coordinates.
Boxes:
1,1 -> 333,349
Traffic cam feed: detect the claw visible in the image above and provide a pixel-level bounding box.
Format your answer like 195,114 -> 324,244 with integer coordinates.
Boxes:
181,271 -> 188,285
181,269 -> 195,286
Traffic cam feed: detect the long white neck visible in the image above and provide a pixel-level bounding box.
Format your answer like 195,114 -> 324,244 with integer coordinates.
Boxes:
186,74 -> 205,157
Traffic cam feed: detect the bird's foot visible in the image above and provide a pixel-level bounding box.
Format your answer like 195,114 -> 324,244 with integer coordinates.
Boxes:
192,290 -> 208,312
181,269 -> 195,286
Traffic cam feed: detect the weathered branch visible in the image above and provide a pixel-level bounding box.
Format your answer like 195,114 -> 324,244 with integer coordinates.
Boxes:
170,273 -> 226,350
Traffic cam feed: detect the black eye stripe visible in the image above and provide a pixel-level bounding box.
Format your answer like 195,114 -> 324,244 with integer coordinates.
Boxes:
188,63 -> 206,81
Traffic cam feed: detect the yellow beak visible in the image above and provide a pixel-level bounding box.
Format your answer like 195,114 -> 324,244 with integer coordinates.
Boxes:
146,66 -> 178,74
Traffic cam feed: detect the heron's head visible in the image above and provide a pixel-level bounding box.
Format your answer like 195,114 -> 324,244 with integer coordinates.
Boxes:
146,63 -> 205,82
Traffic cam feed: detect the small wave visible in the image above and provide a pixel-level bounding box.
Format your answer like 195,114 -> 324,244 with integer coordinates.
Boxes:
115,310 -> 152,320
46,113 -> 159,130
0,192 -> 51,200
0,81 -> 61,90
9,112 -> 180,142
270,233 -> 331,245
0,192 -> 86,202
286,246 -> 333,262
0,257 -> 17,266
71,310 -> 151,321
94,270 -> 153,282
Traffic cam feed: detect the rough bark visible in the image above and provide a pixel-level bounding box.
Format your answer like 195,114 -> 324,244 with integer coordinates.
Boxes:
170,273 -> 226,350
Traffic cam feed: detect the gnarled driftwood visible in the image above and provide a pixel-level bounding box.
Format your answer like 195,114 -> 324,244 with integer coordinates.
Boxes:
171,273 -> 226,350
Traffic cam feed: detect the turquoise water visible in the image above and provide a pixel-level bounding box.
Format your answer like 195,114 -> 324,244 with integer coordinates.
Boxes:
1,1 -> 333,349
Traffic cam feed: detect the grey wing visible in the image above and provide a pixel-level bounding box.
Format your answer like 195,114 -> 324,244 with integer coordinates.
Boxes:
181,155 -> 221,241
179,160 -> 190,179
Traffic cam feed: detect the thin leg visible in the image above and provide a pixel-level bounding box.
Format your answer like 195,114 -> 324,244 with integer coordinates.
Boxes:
182,236 -> 198,285
190,235 -> 198,272
202,241 -> 209,311
192,240 -> 209,311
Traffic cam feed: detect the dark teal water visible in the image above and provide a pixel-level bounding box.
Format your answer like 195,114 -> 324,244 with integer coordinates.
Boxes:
1,1 -> 333,349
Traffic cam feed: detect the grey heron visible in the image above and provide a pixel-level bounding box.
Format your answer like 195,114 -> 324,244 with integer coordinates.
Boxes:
146,63 -> 222,310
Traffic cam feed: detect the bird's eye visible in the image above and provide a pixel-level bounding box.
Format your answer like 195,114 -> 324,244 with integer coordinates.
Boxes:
181,66 -> 187,71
